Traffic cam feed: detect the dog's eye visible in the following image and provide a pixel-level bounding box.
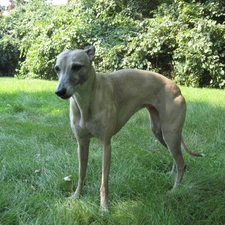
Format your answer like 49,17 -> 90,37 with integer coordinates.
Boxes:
71,64 -> 82,71
54,66 -> 60,73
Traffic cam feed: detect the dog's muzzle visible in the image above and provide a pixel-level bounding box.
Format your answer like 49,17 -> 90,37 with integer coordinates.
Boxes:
55,88 -> 69,99
55,76 -> 86,99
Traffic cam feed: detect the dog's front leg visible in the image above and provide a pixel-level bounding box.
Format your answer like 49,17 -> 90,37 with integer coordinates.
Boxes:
100,141 -> 111,213
71,138 -> 90,199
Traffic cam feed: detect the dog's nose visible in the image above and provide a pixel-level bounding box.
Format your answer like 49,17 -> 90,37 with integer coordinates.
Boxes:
55,88 -> 67,97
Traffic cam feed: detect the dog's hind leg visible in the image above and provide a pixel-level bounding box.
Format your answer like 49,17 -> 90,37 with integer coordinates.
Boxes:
147,106 -> 177,174
147,106 -> 167,148
71,138 -> 90,199
162,129 -> 186,190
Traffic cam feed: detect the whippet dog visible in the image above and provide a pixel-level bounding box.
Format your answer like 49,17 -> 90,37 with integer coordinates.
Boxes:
55,46 -> 202,212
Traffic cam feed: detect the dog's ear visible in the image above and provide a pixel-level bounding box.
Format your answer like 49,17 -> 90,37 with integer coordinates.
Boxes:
84,46 -> 95,62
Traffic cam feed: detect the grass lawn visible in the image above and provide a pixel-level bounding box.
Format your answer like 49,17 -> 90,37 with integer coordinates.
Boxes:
0,77 -> 225,225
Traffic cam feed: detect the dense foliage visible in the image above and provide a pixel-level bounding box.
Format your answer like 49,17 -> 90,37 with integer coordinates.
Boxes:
0,0 -> 225,88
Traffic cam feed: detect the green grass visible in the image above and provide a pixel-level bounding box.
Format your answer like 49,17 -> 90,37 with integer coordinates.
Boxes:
0,77 -> 225,225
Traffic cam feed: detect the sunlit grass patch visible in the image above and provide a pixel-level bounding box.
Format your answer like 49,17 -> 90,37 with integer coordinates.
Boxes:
0,78 -> 225,224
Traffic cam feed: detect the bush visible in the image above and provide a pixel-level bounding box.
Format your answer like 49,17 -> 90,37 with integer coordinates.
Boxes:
1,0 -> 225,88
169,1 -> 225,88
121,17 -> 178,75
18,1 -> 140,78
0,5 -> 24,76
173,20 -> 225,88
0,37 -> 20,76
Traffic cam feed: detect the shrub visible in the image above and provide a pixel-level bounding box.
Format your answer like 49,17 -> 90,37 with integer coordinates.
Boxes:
0,5 -> 25,76
18,1 -> 140,78
1,0 -> 225,88
0,37 -> 20,76
121,17 -> 178,76
173,20 -> 225,88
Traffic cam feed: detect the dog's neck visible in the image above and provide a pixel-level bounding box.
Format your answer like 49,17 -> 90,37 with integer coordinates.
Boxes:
72,66 -> 96,127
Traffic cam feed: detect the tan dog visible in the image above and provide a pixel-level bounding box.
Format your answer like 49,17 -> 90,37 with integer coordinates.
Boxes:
55,46 -> 202,212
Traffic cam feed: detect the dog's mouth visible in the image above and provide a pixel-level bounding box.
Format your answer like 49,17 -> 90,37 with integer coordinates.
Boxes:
55,83 -> 82,99
55,88 -> 72,99
59,95 -> 71,100
56,91 -> 74,100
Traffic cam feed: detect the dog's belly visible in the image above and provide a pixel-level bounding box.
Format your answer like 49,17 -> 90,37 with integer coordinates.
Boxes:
114,105 -> 146,135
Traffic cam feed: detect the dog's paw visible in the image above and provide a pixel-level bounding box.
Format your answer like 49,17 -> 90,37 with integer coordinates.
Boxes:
100,206 -> 109,216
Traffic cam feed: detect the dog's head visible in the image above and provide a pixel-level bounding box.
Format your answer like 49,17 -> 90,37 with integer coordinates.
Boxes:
55,46 -> 95,99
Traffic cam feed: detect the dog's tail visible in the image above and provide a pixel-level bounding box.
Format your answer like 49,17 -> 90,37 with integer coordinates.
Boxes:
181,139 -> 203,157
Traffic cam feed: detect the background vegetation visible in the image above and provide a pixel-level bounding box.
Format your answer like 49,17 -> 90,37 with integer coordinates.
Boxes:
0,0 -> 225,88
1,78 -> 225,224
